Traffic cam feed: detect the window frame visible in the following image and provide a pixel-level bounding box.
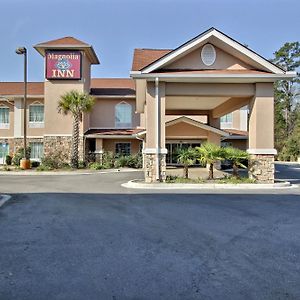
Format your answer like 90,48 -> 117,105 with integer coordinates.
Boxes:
220,113 -> 233,129
29,142 -> 44,161
29,103 -> 44,128
0,106 -> 10,129
115,142 -> 131,156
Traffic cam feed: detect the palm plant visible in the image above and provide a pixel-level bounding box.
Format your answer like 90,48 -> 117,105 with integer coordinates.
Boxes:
195,143 -> 224,180
58,90 -> 95,168
177,147 -> 196,179
224,147 -> 249,178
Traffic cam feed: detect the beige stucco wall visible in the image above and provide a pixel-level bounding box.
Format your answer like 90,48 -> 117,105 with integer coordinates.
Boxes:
0,101 -> 14,137
166,122 -> 209,138
27,98 -> 45,137
207,132 -> 221,145
164,45 -> 253,70
165,83 -> 255,97
248,83 -> 274,149
44,80 -> 84,135
145,82 -> 166,149
232,109 -> 241,129
89,98 -> 139,129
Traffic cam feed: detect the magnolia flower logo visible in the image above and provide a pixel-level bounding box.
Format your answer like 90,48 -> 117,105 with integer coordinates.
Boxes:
55,58 -> 72,71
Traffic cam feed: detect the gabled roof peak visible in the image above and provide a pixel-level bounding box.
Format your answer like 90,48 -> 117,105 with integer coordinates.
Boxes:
135,27 -> 285,74
35,36 -> 89,47
33,36 -> 100,64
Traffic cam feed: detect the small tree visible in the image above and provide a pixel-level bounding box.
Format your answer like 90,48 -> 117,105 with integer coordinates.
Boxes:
177,147 -> 196,179
195,143 -> 224,180
58,90 -> 95,168
224,147 -> 249,178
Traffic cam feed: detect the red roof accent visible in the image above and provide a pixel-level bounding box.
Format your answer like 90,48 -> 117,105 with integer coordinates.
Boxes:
0,79 -> 135,97
132,49 -> 172,71
90,78 -> 134,89
0,82 -> 44,96
35,36 -> 89,46
85,128 -> 144,136
224,129 -> 248,136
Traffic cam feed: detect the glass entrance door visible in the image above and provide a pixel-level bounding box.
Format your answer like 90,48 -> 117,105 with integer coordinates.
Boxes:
166,141 -> 202,165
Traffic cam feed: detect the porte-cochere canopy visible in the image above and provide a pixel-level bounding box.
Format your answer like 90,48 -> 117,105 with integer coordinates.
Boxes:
130,27 -> 295,183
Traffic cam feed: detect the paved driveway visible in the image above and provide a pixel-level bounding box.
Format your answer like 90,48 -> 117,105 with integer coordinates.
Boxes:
0,164 -> 299,300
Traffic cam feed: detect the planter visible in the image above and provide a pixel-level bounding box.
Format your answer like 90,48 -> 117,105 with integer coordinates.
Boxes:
20,158 -> 31,170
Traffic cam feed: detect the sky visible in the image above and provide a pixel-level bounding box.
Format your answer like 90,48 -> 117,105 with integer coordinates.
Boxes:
1,0 -> 300,82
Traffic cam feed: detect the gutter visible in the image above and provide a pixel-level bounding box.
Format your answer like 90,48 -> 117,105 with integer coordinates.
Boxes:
130,72 -> 296,81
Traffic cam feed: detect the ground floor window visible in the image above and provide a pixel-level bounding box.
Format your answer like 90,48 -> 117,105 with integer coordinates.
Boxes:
115,142 -> 131,156
166,142 -> 201,164
221,141 -> 232,148
0,143 -> 9,163
30,142 -> 43,160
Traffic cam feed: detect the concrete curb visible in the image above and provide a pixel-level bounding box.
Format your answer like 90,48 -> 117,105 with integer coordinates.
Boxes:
0,168 -> 141,176
122,180 -> 295,190
0,195 -> 11,208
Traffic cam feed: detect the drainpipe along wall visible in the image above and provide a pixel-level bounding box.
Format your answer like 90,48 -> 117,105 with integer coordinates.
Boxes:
155,77 -> 161,181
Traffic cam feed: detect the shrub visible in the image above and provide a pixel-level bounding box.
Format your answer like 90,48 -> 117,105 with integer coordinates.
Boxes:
223,147 -> 249,178
89,162 -> 105,170
36,165 -> 52,171
102,151 -> 115,169
41,150 -> 69,169
5,155 -> 12,166
78,160 -> 86,169
114,154 -> 143,169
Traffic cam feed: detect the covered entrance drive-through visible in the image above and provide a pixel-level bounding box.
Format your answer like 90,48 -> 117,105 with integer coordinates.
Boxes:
131,27 -> 295,183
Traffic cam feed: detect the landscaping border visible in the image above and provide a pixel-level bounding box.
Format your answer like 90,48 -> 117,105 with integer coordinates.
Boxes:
0,168 -> 141,176
122,179 -> 294,190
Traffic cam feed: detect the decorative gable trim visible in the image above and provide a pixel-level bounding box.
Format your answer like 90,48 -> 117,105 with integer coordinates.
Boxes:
165,116 -> 229,137
140,27 -> 285,74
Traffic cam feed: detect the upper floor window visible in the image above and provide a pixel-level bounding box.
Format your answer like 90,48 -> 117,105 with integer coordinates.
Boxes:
29,104 -> 44,128
220,113 -> 233,129
0,106 -> 10,129
115,102 -> 132,128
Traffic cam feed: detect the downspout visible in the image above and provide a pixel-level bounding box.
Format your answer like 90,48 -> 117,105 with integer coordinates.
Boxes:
155,77 -> 161,181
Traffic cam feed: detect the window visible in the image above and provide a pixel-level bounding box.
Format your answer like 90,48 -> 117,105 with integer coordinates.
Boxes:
30,142 -> 43,160
201,44 -> 216,66
29,104 -> 44,128
0,143 -> 9,163
115,143 -> 131,156
0,107 -> 9,129
220,113 -> 233,129
115,102 -> 132,128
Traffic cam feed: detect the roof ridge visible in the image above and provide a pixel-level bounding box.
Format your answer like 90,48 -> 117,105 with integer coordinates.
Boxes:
134,48 -> 173,51
35,36 -> 89,46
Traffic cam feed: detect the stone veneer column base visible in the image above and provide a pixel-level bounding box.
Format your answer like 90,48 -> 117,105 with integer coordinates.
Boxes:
144,153 -> 166,183
248,154 -> 275,183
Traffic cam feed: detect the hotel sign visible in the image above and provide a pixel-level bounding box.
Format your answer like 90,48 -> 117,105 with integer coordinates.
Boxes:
46,50 -> 82,80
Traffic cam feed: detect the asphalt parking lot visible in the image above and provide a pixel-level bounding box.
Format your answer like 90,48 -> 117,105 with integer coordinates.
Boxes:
0,163 -> 299,300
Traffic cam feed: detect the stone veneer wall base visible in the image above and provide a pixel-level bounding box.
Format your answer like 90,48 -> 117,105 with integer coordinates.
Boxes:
44,136 -> 84,162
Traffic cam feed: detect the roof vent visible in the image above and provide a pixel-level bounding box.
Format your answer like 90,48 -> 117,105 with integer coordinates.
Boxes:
201,44 -> 216,66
